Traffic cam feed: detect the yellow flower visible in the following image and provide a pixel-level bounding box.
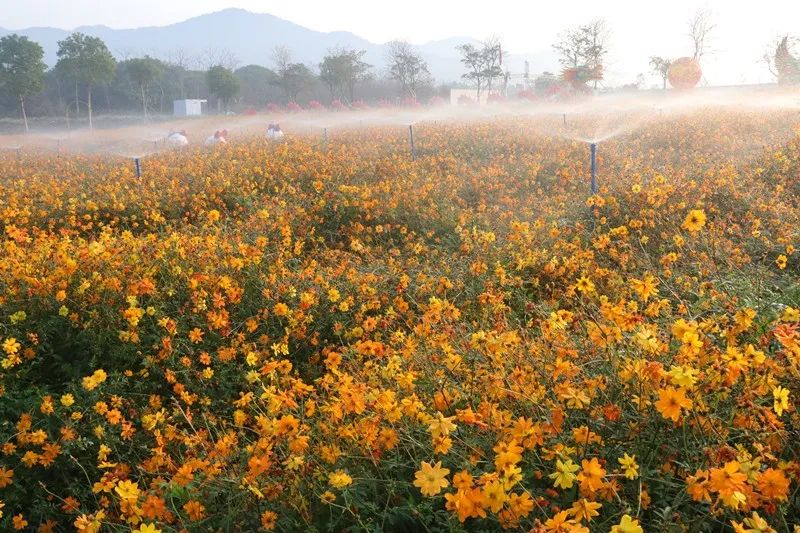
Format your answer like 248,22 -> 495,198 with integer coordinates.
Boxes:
481,479 -> 507,512
2,338 -> 20,356
682,209 -> 706,232
611,514 -> 643,533
667,365 -> 699,390
772,386 -> 790,417
549,458 -> 579,489
133,524 -> 162,533
114,480 -> 140,502
575,276 -> 595,294
427,413 -> 456,439
618,453 -> 639,480
413,461 -> 450,496
328,470 -> 353,489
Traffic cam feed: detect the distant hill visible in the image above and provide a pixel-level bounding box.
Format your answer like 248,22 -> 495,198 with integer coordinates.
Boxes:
0,8 -> 557,84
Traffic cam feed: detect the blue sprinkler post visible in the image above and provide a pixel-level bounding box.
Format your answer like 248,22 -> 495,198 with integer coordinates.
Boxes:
590,143 -> 597,194
134,157 -> 142,178
409,124 -> 416,161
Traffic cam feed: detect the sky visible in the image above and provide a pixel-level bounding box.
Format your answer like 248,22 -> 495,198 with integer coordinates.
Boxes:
1,0 -> 798,85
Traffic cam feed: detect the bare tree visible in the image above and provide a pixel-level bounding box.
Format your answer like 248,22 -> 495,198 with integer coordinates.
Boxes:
482,37 -> 503,94
200,47 -> 240,71
271,46 -> 315,103
553,28 -> 587,68
167,48 -> 193,98
386,40 -> 432,99
553,19 -> 609,88
582,20 -> 609,88
457,39 -> 503,101
688,9 -> 715,60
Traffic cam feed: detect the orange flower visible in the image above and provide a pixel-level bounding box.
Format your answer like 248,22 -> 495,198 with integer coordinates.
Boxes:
708,461 -> 747,498
757,468 -> 789,501
578,458 -> 606,492
0,467 -> 13,488
655,387 -> 693,422
183,500 -> 206,521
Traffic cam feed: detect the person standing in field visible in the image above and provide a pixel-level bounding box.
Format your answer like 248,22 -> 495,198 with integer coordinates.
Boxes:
266,123 -> 284,140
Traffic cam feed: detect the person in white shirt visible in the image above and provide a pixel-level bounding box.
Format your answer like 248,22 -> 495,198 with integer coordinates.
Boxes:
167,130 -> 189,147
266,123 -> 284,140
205,130 -> 228,146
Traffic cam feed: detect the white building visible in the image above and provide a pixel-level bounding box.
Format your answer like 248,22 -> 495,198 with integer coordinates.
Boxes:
173,99 -> 207,117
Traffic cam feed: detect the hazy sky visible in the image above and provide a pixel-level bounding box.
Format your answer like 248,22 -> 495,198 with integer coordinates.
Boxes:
1,0 -> 798,85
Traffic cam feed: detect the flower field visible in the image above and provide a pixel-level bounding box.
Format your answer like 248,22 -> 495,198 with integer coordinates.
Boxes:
1,109 -> 799,532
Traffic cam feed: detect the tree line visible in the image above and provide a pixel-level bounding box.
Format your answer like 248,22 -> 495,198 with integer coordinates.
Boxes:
0,32 -> 441,129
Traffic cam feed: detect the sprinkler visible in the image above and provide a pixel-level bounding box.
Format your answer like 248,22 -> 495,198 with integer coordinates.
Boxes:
409,124 -> 416,161
323,127 -> 328,145
563,113 -> 567,126
134,157 -> 142,178
590,143 -> 597,194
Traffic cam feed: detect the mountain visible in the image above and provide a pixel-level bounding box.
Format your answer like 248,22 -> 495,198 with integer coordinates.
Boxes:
0,8 -> 557,84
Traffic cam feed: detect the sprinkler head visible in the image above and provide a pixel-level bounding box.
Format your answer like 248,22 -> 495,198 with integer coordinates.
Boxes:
134,157 -> 142,178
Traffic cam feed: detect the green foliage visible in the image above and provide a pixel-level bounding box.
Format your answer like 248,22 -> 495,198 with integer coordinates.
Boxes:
0,34 -> 46,98
319,47 -> 371,103
206,65 -> 240,110
55,32 -> 116,88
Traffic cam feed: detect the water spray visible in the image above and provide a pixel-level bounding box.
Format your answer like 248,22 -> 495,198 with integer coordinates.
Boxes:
409,124 -> 416,161
134,157 -> 142,178
590,142 -> 597,194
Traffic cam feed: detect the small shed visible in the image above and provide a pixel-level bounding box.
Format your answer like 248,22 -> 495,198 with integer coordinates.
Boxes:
173,99 -> 207,117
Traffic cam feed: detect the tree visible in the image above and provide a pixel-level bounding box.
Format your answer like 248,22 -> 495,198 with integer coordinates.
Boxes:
235,65 -> 279,106
764,36 -> 800,85
553,28 -> 587,69
386,41 -> 432,99
55,32 -> 116,131
457,40 -> 503,101
319,48 -> 371,103
688,9 -> 715,60
481,38 -> 504,95
553,20 -> 609,89
272,47 -> 316,103
649,57 -> 672,89
206,65 -> 240,112
126,56 -> 164,120
581,20 -> 609,89
0,34 -> 46,132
